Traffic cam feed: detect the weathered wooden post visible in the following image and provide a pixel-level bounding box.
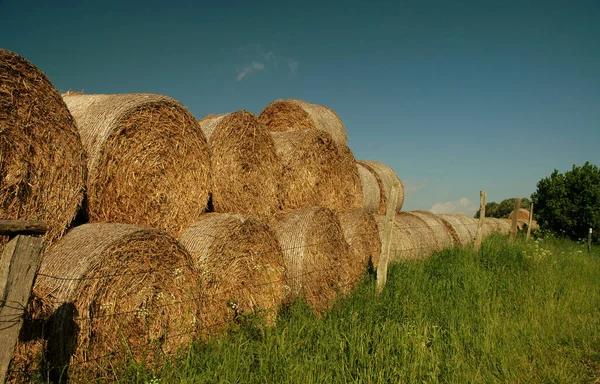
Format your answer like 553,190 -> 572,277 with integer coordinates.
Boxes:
377,180 -> 401,294
589,228 -> 593,253
0,219 -> 47,383
526,203 -> 534,242
474,191 -> 486,251
510,198 -> 522,242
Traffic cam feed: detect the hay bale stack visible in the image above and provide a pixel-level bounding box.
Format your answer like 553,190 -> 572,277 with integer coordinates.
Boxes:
197,111 -> 284,218
356,163 -> 381,211
494,218 -> 512,235
0,49 -> 86,242
338,209 -> 381,292
269,207 -> 350,314
35,223 -> 201,380
406,211 -> 459,250
259,99 -> 347,147
375,213 -> 438,260
179,214 -> 286,328
338,145 -> 364,209
446,214 -> 479,240
437,214 -> 476,246
482,218 -> 500,238
508,208 -> 530,222
62,93 -> 211,237
271,130 -> 360,211
356,160 -> 404,214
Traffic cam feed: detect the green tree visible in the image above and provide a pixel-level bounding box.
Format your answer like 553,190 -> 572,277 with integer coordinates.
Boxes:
531,162 -> 600,242
474,198 -> 531,218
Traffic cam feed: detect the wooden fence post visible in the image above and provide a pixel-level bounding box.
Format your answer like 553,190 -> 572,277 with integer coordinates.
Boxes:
526,203 -> 534,242
474,191 -> 486,251
589,228 -> 593,253
0,220 -> 46,383
377,180 -> 401,294
510,198 -> 522,242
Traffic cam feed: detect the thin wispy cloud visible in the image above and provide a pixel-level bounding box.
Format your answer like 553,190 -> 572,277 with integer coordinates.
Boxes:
430,197 -> 478,216
235,44 -> 298,81
403,179 -> 428,194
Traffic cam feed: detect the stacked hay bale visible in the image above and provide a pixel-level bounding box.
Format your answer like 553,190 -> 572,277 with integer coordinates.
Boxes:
197,111 -> 284,218
260,99 -> 362,210
269,207 -> 351,314
337,209 -> 381,291
179,214 -> 286,329
62,92 -> 211,237
437,214 -> 477,246
34,224 -> 202,381
374,212 -> 438,261
356,160 -> 405,214
406,211 -> 459,250
490,218 -> 512,235
0,49 -> 87,243
508,208 -> 530,222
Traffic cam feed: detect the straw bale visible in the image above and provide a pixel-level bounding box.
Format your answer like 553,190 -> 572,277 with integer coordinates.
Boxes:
356,160 -> 404,214
508,208 -> 530,222
259,99 -> 347,147
179,213 -> 286,328
0,49 -> 86,243
270,130 -> 357,211
197,111 -> 284,218
62,93 -> 211,236
268,207 -> 350,314
375,212 -> 438,261
406,211 -> 459,250
34,223 -> 201,380
437,214 -> 476,246
338,144 -> 364,209
356,163 -> 380,212
494,218 -> 512,235
337,209 -> 381,292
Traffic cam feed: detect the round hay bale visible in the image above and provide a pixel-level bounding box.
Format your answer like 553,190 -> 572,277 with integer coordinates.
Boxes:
259,99 -> 347,147
338,145 -> 364,209
508,208 -> 530,222
268,207 -> 350,314
446,214 -> 479,240
62,93 -> 211,237
0,49 -> 87,243
35,223 -> 201,380
482,218 -> 499,238
374,214 -> 416,261
494,218 -> 512,235
406,211 -> 459,250
197,111 -> 284,218
357,162 -> 381,212
437,214 -> 476,246
374,213 -> 438,261
356,160 -> 404,214
270,130 -> 354,211
338,209 -> 381,292
179,213 -> 286,328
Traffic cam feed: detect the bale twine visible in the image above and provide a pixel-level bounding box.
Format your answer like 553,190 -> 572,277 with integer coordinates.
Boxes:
0,49 -> 87,243
374,213 -> 438,261
259,99 -> 347,147
337,209 -> 381,292
34,223 -> 201,380
197,111 -> 284,218
179,214 -> 286,328
437,214 -> 476,246
356,160 -> 405,214
406,211 -> 459,250
62,93 -> 211,237
270,130 -> 356,211
268,207 -> 350,314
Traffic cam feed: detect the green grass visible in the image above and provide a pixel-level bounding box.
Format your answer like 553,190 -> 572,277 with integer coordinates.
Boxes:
105,236 -> 600,383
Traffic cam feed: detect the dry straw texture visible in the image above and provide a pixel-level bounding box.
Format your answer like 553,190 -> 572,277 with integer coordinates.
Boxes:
375,213 -> 439,261
491,218 -> 512,235
0,49 -> 86,242
437,214 -> 476,246
338,209 -> 381,292
34,223 -> 201,381
508,208 -> 530,222
338,144 -> 364,209
259,99 -> 347,147
356,160 -> 405,214
356,163 -> 380,212
406,211 -> 459,250
270,130 -> 359,211
62,93 -> 211,237
179,213 -> 286,328
269,207 -> 350,314
197,111 -> 283,218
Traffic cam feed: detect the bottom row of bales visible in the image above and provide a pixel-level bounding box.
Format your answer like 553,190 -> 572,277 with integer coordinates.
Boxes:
10,208 -> 506,381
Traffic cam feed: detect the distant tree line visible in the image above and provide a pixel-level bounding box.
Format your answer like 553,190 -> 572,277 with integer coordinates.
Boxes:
474,198 -> 531,219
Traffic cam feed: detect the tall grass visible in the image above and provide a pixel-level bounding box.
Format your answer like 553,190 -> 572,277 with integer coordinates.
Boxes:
104,236 -> 600,383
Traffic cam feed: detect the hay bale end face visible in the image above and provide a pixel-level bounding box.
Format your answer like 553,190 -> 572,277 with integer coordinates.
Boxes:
62,93 -> 211,237
271,130 -> 358,212
179,213 -> 286,328
35,223 -> 201,380
356,160 -> 404,214
338,209 -> 381,292
269,207 -> 350,314
508,208 -> 530,222
198,111 -> 284,218
0,49 -> 87,242
259,99 -> 347,147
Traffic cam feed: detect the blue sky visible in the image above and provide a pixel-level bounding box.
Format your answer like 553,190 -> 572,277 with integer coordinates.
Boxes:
2,0 -> 599,215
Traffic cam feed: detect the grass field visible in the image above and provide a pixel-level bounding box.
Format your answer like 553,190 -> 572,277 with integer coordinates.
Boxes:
89,235 -> 600,383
